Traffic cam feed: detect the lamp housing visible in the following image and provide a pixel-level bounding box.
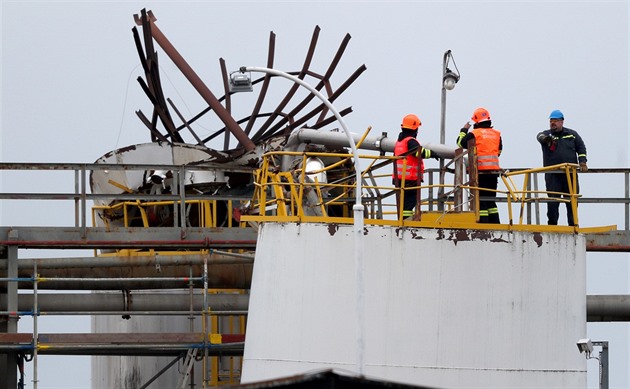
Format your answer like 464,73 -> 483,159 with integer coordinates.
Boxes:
576,338 -> 593,355
229,71 -> 253,93
443,68 -> 460,91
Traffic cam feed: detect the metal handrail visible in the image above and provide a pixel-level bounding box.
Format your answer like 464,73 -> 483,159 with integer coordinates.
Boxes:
1,161 -> 629,229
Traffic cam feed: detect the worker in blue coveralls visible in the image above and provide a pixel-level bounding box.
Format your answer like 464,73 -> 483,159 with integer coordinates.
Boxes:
536,109 -> 588,226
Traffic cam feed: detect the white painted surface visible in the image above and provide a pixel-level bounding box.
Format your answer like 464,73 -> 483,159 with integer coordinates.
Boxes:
91,290 -> 199,388
90,142 -> 227,202
242,223 -> 587,388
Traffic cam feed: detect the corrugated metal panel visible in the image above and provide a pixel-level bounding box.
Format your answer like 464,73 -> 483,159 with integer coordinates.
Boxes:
242,223 -> 587,388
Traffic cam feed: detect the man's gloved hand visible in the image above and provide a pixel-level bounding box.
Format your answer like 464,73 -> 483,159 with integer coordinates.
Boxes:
580,162 -> 588,172
538,133 -> 552,145
431,151 -> 443,161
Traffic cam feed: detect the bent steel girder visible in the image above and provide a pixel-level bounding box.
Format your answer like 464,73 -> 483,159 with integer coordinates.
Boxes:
256,64 -> 367,143
247,26 -> 321,142
132,14 -> 182,143
252,32 -> 366,143
243,32 -> 276,137
133,9 -> 256,152
131,9 -> 364,157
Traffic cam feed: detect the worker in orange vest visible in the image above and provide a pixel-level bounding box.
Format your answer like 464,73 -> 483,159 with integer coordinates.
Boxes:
456,108 -> 503,223
393,114 -> 441,219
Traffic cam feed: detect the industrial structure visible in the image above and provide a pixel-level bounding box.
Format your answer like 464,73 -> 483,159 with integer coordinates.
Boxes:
1,8 -> 629,389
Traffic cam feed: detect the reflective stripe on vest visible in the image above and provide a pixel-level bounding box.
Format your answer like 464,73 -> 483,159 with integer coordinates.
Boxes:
471,127 -> 501,171
393,137 -> 424,181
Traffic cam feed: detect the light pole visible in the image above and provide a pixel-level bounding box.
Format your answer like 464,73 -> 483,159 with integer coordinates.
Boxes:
438,50 -> 460,211
231,66 -> 366,376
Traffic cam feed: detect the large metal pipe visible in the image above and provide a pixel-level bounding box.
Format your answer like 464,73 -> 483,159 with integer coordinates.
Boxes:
5,292 -> 630,322
287,128 -> 457,158
6,293 -> 630,320
587,295 -> 630,322
9,292 -> 248,313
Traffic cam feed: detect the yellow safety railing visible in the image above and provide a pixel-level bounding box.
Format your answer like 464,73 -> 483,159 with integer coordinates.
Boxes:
242,150 -> 609,233
92,199 -> 238,229
501,163 -> 581,226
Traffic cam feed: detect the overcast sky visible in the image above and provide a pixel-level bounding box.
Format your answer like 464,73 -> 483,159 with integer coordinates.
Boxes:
1,1 -> 629,388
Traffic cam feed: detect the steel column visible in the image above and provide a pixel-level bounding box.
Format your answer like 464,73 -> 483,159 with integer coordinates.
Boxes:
0,231 -> 18,389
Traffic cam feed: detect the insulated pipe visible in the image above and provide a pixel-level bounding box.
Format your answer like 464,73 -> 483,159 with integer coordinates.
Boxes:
11,292 -> 249,313
587,295 -> 630,321
286,128 -> 457,158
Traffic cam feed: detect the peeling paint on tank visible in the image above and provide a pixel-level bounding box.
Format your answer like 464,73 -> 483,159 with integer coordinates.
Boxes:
409,229 -> 425,240
455,230 -> 471,243
327,224 -> 339,236
533,232 -> 543,247
101,144 -> 138,159
437,229 -> 511,245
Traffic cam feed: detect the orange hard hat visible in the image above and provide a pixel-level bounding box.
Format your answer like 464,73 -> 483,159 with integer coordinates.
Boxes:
471,107 -> 491,123
401,114 -> 422,130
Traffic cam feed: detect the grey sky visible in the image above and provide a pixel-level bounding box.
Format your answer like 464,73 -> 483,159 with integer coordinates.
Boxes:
1,0 -> 629,388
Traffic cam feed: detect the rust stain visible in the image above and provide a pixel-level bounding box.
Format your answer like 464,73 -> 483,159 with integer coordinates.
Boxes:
327,223 -> 339,236
533,232 -> 543,247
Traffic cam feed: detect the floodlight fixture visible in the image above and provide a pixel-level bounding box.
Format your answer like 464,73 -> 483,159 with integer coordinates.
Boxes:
229,70 -> 253,93
577,338 -> 593,357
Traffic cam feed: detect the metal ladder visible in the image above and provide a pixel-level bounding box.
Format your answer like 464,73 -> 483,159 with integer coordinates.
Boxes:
176,348 -> 198,389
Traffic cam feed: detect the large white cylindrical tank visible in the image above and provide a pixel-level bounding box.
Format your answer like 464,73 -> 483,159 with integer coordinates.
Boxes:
242,223 -> 587,388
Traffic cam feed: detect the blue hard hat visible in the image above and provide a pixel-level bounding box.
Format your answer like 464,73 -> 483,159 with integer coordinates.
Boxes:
549,110 -> 564,120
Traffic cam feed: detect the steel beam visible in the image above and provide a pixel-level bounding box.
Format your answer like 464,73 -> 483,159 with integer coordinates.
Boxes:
0,252 -> 253,270
585,230 -> 630,252
0,227 -> 257,250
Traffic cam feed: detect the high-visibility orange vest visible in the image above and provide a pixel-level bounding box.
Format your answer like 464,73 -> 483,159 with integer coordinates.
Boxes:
471,127 -> 501,171
393,137 -> 424,181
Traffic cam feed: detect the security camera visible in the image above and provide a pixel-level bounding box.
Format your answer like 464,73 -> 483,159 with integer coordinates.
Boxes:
576,338 -> 593,354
